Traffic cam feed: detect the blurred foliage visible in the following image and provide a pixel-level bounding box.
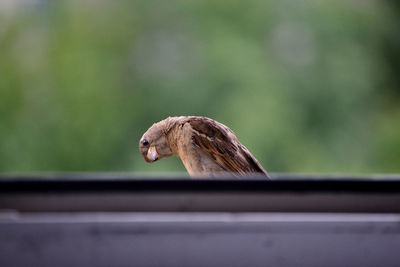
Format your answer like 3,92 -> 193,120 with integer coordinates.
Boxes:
0,0 -> 399,174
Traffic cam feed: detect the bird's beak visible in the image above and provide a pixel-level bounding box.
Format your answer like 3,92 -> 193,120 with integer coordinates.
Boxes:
147,145 -> 159,162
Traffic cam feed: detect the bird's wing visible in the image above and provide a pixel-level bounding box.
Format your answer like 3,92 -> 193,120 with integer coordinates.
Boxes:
187,117 -> 269,177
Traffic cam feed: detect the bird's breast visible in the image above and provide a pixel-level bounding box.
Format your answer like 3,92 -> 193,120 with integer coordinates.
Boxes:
179,146 -> 225,176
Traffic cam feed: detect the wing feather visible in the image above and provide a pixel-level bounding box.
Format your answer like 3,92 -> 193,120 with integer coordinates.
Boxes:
187,117 -> 269,178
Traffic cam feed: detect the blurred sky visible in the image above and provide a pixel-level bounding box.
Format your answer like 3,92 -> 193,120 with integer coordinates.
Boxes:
0,0 -> 399,174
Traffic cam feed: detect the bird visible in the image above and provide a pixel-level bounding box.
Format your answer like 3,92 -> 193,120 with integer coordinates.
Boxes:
139,116 -> 270,178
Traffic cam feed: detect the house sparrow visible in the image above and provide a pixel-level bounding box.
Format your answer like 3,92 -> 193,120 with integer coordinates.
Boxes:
139,116 -> 270,178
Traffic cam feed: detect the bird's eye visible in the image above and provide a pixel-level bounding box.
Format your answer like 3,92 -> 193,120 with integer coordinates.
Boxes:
142,139 -> 149,146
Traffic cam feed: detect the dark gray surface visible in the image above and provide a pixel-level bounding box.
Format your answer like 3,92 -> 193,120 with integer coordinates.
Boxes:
1,212 -> 400,267
1,175 -> 400,266
2,192 -> 400,213
1,176 -> 400,213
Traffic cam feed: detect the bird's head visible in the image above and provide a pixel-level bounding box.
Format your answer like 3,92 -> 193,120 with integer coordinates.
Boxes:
139,120 -> 174,163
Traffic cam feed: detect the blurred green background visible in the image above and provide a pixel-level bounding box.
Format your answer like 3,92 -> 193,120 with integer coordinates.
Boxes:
0,0 -> 399,174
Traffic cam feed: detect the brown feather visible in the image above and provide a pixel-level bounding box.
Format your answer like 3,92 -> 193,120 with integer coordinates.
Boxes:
187,117 -> 269,177
140,116 -> 270,178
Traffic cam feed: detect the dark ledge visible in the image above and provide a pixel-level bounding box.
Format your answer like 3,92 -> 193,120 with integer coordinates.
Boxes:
1,173 -> 400,193
1,173 -> 400,213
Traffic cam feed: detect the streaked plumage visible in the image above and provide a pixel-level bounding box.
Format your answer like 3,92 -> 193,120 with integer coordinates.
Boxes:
139,116 -> 270,178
